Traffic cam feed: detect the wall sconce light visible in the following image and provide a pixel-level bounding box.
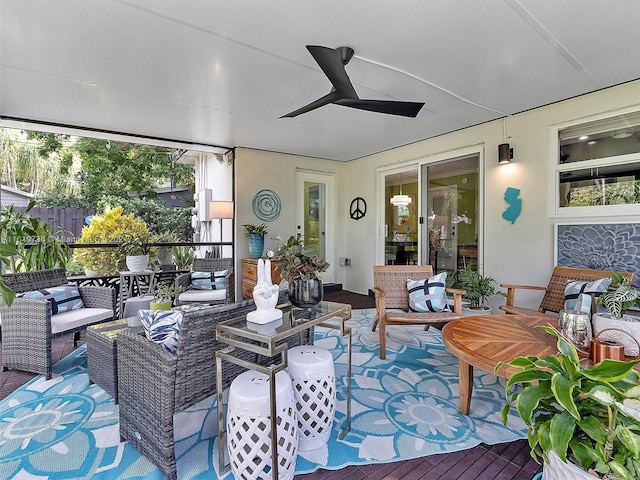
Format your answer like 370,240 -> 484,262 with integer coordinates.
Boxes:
498,143 -> 513,164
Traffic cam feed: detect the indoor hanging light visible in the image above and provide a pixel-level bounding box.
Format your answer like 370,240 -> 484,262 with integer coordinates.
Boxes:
390,183 -> 412,207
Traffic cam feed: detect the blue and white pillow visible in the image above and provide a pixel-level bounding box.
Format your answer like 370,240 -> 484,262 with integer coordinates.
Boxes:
407,272 -> 449,313
190,270 -> 228,290
564,277 -> 611,310
139,310 -> 183,354
22,285 -> 84,315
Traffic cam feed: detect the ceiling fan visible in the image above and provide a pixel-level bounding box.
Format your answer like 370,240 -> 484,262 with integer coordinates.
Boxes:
280,45 -> 425,118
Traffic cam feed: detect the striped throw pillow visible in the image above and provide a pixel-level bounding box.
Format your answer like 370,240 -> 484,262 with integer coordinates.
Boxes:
22,285 -> 84,315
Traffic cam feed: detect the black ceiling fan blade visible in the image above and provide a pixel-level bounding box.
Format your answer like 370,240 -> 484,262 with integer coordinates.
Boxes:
280,91 -> 342,118
306,45 -> 358,99
336,98 -> 425,118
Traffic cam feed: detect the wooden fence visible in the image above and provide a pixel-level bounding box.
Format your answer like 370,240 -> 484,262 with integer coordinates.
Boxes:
15,206 -> 95,243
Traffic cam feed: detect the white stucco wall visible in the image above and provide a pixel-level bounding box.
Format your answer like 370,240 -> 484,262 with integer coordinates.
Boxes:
345,79 -> 640,310
234,148 -> 347,293
233,79 -> 640,310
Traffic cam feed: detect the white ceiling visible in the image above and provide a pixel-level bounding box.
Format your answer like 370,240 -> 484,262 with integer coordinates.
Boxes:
2,0 -> 640,161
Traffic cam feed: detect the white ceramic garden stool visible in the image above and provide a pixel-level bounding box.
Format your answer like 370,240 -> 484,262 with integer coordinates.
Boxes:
226,369 -> 298,480
286,345 -> 336,451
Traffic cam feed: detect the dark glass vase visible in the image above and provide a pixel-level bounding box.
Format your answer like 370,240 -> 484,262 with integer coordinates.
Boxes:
288,278 -> 323,308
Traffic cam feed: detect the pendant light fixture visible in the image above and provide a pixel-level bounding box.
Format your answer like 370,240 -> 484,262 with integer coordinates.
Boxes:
390,181 -> 412,207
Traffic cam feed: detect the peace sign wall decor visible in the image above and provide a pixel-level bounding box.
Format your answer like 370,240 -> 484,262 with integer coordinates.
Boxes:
349,197 -> 366,220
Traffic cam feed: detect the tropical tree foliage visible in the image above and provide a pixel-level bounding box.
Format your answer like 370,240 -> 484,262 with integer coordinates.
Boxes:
72,137 -> 193,205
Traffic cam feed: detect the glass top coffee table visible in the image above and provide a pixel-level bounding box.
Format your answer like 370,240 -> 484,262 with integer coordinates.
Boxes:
215,301 -> 352,478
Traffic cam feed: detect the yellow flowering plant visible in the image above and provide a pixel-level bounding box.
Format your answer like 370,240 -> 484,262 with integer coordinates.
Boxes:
74,206 -> 153,275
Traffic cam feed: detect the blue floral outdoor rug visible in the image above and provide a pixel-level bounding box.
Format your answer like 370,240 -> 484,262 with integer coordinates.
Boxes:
0,308 -> 527,479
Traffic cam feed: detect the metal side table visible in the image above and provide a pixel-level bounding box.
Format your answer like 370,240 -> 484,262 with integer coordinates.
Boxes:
215,301 -> 352,479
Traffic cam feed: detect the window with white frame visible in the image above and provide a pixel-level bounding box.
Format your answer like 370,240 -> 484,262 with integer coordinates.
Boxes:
554,111 -> 640,216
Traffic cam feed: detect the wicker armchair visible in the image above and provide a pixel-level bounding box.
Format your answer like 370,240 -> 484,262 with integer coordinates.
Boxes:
0,268 -> 116,379
175,258 -> 234,305
372,265 -> 465,359
117,294 -> 309,480
500,265 -> 635,316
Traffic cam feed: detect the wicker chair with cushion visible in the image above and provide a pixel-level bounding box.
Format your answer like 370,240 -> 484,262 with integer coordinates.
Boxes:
500,266 -> 635,316
175,258 -> 234,305
0,268 -> 117,379
372,265 -> 466,359
117,294 -> 310,480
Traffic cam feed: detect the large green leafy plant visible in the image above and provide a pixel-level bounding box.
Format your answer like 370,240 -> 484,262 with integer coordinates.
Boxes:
274,235 -> 329,281
499,326 -> 640,479
0,202 -> 70,273
600,271 -> 640,319
455,265 -> 505,309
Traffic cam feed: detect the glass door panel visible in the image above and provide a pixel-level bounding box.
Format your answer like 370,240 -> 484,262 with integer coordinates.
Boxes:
296,170 -> 335,283
384,169 -> 419,265
422,155 -> 479,274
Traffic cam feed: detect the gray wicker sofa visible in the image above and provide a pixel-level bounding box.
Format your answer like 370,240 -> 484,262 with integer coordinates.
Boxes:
0,268 -> 117,379
117,294 -> 310,480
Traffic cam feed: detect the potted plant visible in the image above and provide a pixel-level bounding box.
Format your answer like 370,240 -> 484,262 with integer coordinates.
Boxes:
242,223 -> 269,259
171,245 -> 194,270
121,233 -> 152,272
74,206 -> 151,275
455,265 -> 505,314
274,235 -> 329,308
499,326 -> 640,479
150,283 -> 185,310
592,271 -> 640,356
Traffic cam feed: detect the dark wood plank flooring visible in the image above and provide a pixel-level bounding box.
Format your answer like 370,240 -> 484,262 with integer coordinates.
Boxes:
0,289 -> 542,480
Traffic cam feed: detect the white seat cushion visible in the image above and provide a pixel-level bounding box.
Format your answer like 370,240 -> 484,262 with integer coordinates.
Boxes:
178,288 -> 227,303
51,308 -> 113,334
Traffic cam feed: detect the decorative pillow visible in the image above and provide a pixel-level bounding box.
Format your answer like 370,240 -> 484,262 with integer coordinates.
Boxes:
138,310 -> 183,354
564,277 -> 612,310
190,270 -> 228,290
22,285 -> 84,315
407,272 -> 449,313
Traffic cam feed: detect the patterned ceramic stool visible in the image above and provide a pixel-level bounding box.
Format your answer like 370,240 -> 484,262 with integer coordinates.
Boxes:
227,369 -> 298,480
287,345 -> 336,451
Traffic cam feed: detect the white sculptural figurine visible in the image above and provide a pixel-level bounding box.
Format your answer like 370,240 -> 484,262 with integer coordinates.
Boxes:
246,258 -> 283,325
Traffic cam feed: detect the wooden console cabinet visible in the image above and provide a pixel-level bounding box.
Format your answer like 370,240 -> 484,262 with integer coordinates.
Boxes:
241,258 -> 283,299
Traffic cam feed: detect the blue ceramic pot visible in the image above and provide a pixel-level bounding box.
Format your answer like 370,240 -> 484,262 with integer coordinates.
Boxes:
247,234 -> 265,258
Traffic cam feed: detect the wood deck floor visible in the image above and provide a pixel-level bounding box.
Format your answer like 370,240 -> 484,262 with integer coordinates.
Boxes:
0,289 -> 542,479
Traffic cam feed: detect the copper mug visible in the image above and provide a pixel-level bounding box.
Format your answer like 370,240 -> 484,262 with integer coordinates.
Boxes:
590,328 -> 640,363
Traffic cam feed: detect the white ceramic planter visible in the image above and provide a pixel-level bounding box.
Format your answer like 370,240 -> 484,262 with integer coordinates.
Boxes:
542,451 -> 596,480
592,312 -> 640,356
126,254 -> 149,272
461,305 -> 491,317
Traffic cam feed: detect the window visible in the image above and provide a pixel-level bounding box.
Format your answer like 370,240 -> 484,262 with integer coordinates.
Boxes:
554,110 -> 640,215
